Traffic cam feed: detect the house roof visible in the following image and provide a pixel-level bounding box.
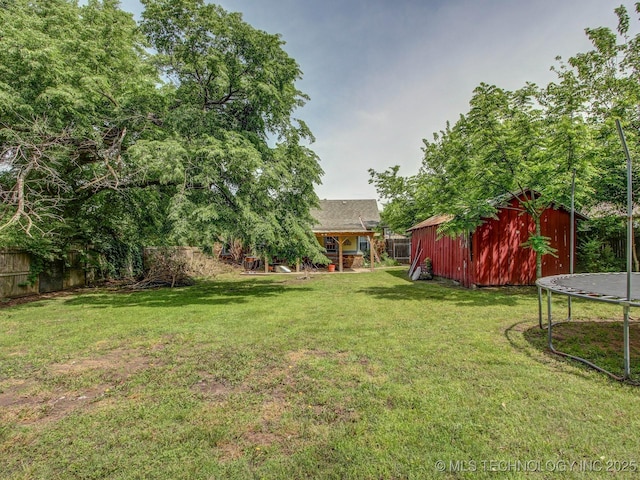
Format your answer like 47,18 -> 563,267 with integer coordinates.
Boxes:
311,199 -> 381,234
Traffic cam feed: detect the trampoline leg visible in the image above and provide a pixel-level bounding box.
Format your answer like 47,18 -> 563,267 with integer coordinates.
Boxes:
567,296 -> 572,322
538,286 -> 543,329
624,305 -> 631,379
547,290 -> 553,349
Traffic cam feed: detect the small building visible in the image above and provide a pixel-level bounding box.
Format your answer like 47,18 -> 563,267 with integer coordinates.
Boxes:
311,199 -> 381,271
407,192 -> 584,287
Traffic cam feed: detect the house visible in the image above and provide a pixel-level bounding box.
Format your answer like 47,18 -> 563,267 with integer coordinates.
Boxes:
407,192 -> 585,287
311,199 -> 381,271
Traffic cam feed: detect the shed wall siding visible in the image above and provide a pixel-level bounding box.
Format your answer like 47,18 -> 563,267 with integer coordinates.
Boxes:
540,207 -> 574,277
411,227 -> 472,287
410,198 -> 577,287
474,203 -> 537,286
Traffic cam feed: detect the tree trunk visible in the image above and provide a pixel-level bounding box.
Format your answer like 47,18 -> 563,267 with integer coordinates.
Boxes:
535,219 -> 542,280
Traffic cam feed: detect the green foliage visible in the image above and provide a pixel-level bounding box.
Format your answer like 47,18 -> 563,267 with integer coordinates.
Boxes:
578,238 -> 621,272
551,6 -> 640,212
577,215 -> 626,272
0,0 -> 324,278
18,256 -> 44,287
139,0 -> 324,262
370,5 -> 640,278
96,241 -> 144,280
378,252 -> 400,267
368,165 -> 424,233
520,234 -> 558,257
0,0 -> 162,270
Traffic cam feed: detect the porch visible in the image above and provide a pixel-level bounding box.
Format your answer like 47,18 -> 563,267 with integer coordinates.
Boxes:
315,232 -> 376,272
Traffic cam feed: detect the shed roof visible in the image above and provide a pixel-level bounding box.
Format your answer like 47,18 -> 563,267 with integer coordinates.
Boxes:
311,199 -> 380,234
407,214 -> 454,231
408,191 -> 587,232
491,190 -> 588,220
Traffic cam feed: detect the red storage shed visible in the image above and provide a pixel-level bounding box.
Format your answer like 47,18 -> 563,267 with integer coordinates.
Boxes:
407,193 -> 583,287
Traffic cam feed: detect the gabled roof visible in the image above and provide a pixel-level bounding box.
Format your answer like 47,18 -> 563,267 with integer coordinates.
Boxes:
407,214 -> 453,231
408,191 -> 587,232
311,199 -> 380,234
491,190 -> 587,219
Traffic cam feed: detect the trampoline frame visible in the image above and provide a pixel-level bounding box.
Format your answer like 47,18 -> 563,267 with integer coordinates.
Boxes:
537,273 -> 639,382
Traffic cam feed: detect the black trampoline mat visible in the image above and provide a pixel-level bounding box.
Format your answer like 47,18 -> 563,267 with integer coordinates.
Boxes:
538,272 -> 640,302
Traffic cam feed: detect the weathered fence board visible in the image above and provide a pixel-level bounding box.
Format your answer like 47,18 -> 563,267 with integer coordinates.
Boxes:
0,250 -> 38,299
0,249 -> 86,299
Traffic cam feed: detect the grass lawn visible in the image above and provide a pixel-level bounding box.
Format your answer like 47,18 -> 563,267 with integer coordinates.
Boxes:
2,267 -> 640,479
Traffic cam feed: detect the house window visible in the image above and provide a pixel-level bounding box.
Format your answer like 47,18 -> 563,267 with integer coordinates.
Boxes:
358,236 -> 370,253
325,236 -> 337,252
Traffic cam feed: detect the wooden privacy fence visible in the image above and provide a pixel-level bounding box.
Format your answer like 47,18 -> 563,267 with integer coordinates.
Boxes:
0,249 -> 86,299
608,234 -> 640,261
0,249 -> 35,298
385,238 -> 411,264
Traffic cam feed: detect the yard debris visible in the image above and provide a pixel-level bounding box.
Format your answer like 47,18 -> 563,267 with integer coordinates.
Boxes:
131,247 -> 227,289
130,248 -> 194,289
130,246 -> 239,289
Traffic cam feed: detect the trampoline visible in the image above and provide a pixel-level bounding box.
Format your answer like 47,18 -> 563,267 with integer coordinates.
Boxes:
537,273 -> 639,382
536,120 -> 638,383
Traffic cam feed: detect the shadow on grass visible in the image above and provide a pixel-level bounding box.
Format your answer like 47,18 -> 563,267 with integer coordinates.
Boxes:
63,278 -> 310,309
518,319 -> 640,380
357,268 -> 527,307
382,268 -> 412,282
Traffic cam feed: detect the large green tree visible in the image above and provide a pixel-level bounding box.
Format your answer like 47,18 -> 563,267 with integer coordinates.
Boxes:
0,0 -> 164,265
424,83 -> 585,277
0,0 -> 326,272
139,0 -> 325,262
549,4 -> 640,270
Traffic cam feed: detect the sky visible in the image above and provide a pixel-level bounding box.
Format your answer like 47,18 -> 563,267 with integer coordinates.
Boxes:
120,0 -> 631,204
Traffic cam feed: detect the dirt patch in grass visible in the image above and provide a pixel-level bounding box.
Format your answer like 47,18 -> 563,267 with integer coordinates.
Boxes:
193,377 -> 241,397
0,380 -> 112,425
217,441 -> 244,461
202,349 -> 365,461
0,378 -> 40,408
551,321 -> 640,353
0,348 -> 154,425
285,348 -> 331,363
49,348 -> 152,375
0,288 -> 89,309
